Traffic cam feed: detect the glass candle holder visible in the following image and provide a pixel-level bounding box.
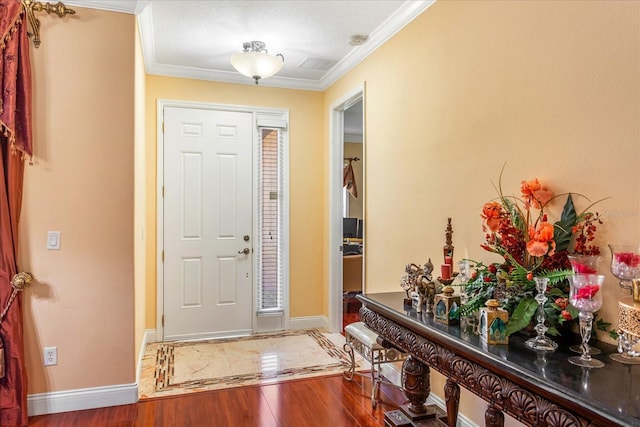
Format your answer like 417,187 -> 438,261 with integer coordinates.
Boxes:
568,274 -> 605,368
525,277 -> 558,353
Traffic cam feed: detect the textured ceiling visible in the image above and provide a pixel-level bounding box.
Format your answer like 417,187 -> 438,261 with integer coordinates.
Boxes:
66,0 -> 435,90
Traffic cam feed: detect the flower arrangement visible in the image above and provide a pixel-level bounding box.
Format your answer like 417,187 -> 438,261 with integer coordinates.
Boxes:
460,170 -> 612,337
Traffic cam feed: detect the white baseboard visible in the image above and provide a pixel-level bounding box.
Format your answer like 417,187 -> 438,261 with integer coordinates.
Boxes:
146,329 -> 157,344
380,363 -> 477,427
28,383 -> 138,416
288,315 -> 329,331
136,329 -> 156,384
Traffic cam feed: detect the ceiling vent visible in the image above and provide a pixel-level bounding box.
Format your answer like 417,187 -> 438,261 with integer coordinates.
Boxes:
298,57 -> 338,71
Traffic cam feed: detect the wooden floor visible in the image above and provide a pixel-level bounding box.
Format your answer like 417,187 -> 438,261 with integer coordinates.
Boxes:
27,374 -> 407,427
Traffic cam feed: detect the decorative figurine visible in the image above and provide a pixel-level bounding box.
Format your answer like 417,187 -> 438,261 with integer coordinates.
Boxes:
415,259 -> 437,314
479,299 -> 509,345
422,258 -> 434,282
434,286 -> 461,325
438,218 -> 456,287
416,275 -> 437,314
400,263 -> 422,306
443,217 -> 454,264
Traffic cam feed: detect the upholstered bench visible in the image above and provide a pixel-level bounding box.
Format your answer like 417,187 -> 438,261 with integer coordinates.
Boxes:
343,321 -> 408,408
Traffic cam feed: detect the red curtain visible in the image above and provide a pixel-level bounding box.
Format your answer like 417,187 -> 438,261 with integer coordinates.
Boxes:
0,1 -> 32,426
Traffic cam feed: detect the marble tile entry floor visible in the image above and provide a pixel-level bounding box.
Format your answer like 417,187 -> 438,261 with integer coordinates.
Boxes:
139,329 -> 365,399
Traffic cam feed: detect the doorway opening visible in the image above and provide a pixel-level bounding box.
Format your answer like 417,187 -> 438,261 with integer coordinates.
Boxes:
328,83 -> 365,333
342,100 -> 364,331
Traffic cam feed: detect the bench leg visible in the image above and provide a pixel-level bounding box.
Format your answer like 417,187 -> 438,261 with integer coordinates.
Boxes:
371,360 -> 380,408
343,342 -> 356,381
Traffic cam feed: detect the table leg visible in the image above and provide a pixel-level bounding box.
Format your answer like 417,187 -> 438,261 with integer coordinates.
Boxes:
444,378 -> 460,427
400,356 -> 432,420
485,403 -> 505,427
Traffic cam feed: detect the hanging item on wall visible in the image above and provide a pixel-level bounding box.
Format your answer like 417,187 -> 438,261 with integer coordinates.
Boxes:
343,158 -> 358,198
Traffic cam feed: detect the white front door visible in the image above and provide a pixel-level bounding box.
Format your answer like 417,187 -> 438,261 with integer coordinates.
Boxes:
163,106 -> 253,341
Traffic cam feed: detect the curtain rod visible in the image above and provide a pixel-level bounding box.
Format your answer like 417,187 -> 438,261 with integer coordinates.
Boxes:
22,0 -> 76,48
344,157 -> 360,162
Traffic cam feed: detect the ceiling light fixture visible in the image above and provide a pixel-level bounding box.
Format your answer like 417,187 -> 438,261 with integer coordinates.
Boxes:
230,41 -> 284,85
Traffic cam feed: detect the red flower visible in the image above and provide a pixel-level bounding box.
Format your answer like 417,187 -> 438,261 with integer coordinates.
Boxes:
483,276 -> 492,283
572,262 -> 596,274
561,310 -> 572,321
526,271 -> 533,281
615,252 -> 640,268
575,284 -> 601,299
488,264 -> 498,274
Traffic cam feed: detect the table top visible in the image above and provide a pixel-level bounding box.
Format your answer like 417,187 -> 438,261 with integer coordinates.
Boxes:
358,292 -> 640,426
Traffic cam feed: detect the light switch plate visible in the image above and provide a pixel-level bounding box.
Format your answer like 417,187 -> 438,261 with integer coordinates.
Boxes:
47,231 -> 61,250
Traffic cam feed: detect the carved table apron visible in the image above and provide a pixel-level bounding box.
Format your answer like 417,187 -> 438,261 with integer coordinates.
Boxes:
358,292 -> 640,427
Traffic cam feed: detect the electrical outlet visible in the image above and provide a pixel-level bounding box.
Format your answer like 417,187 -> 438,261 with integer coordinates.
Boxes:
44,347 -> 57,366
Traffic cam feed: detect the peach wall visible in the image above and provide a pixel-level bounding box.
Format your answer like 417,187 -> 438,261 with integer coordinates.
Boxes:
326,1 -> 639,425
144,77 -> 325,328
19,8 -> 135,393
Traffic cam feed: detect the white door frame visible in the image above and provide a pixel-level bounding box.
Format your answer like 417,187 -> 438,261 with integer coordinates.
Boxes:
156,99 -> 290,341
328,83 -> 365,333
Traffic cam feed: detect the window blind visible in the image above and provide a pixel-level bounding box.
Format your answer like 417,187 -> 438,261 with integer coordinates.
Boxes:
257,128 -> 284,314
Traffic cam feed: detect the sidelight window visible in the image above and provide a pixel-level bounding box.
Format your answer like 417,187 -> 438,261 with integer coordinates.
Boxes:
257,123 -> 288,315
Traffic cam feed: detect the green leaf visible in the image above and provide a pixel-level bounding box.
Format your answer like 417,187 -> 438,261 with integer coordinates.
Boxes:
567,305 -> 579,320
554,194 -> 578,253
460,285 -> 494,316
596,318 -> 612,332
609,330 -> 619,340
546,287 -> 565,297
505,296 -> 538,336
536,270 -> 572,286
547,326 -> 560,336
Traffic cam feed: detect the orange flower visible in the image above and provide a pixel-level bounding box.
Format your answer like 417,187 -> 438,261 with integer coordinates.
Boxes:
481,202 -> 502,232
520,178 -> 553,209
555,297 -> 568,310
526,222 -> 556,257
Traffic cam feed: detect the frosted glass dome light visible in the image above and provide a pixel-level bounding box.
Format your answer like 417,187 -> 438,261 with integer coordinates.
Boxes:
231,41 -> 284,85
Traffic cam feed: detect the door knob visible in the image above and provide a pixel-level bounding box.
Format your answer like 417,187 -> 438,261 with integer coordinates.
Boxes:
238,248 -> 250,255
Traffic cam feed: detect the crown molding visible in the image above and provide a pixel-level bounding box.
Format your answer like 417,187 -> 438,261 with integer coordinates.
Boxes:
319,0 -> 436,90
142,0 -> 437,91
63,0 -> 139,14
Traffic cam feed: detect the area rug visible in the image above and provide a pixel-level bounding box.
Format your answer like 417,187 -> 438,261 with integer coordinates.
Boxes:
139,329 -> 364,399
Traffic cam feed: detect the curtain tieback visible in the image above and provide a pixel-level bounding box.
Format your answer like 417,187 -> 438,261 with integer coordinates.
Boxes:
0,272 -> 33,378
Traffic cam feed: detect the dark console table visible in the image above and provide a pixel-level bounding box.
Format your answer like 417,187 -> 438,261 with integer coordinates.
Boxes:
357,292 -> 640,427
